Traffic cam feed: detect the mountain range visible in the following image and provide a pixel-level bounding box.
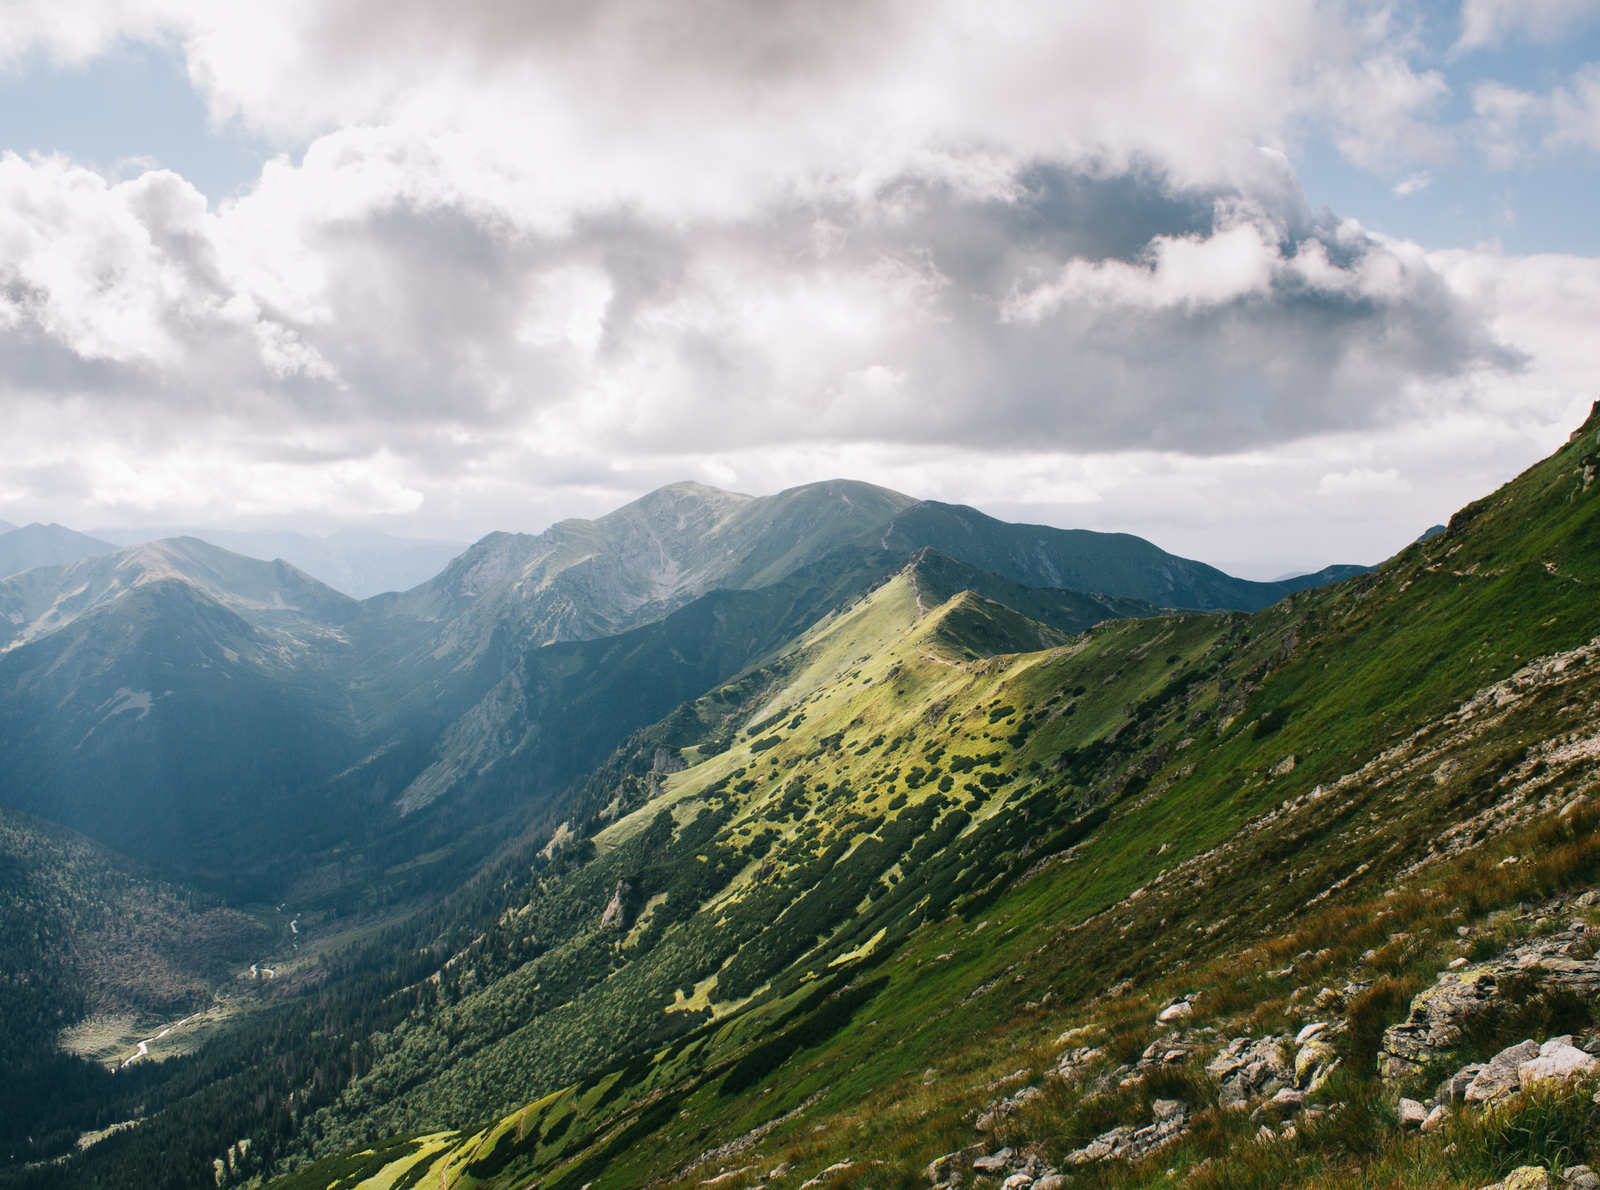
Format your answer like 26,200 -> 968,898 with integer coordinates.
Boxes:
0,481 -> 1367,898
26,455 -> 1592,1190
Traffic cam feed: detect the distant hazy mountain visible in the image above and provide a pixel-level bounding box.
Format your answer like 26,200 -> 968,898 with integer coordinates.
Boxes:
90,526 -> 469,599
0,517 -> 16,534
0,522 -> 119,577
0,543 -> 363,866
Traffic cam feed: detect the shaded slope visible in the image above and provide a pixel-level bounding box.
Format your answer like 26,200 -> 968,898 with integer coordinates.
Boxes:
866,500 -> 1366,609
0,577 -> 360,883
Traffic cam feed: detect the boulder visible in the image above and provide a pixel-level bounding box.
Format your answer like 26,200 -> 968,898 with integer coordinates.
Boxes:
1445,1063 -> 1484,1104
1294,1038 -> 1340,1091
1206,1037 -> 1291,1108
1136,1035 -> 1195,1073
1563,1166 -> 1600,1190
975,1088 -> 1042,1132
1420,1104 -> 1451,1134
1397,1098 -> 1427,1130
1000,1177 -> 1034,1190
1052,1046 -> 1106,1083
1517,1038 -> 1597,1088
798,1160 -> 855,1190
1293,1021 -> 1329,1046
1065,1126 -> 1135,1165
1313,987 -> 1345,1011
1465,1040 -> 1541,1104
972,1152 -> 1012,1175
1249,1088 -> 1306,1125
1158,1000 -> 1193,1023
926,1145 -> 986,1186
1032,1178 -> 1069,1190
1496,1169 -> 1552,1190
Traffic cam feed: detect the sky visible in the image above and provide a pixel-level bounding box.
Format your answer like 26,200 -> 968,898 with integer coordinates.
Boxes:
0,1 -> 1597,577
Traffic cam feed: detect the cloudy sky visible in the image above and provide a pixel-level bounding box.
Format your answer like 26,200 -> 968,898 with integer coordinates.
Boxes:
0,0 -> 1598,576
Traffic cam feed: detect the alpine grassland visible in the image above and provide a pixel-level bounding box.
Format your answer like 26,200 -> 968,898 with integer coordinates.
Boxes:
252,408 -> 1600,1190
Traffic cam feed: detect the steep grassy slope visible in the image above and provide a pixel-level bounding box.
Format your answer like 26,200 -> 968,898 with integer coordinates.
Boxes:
383,548 -> 1164,819
263,409 -> 1600,1190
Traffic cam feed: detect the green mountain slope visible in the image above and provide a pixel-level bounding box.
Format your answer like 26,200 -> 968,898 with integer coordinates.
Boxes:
253,407 -> 1600,1190
376,547 -> 1165,822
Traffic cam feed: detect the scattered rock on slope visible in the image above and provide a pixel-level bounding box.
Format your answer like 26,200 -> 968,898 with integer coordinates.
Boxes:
1065,1099 -> 1191,1167
1377,927 -> 1600,1079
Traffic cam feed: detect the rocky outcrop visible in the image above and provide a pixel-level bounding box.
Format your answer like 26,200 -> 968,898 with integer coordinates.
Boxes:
1377,926 -> 1600,1079
1205,1036 -> 1292,1108
927,1144 -> 1058,1188
975,1086 -> 1044,1132
1064,1099 -> 1190,1167
599,879 -> 632,928
1453,1036 -> 1599,1105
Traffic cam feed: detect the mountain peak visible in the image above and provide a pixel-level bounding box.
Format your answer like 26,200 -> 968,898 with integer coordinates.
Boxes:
0,521 -> 118,579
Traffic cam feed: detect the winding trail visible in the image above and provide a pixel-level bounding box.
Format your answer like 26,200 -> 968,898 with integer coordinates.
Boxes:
120,1014 -> 197,1067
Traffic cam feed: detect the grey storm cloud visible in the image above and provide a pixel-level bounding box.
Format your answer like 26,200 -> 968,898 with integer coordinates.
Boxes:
0,155 -> 1521,460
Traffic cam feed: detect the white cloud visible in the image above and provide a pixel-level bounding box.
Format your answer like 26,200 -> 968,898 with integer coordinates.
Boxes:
1466,66 -> 1600,169
1549,64 -> 1600,155
1456,0 -> 1600,51
1392,171 -> 1430,196
1316,466 -> 1408,497
1317,51 -> 1455,172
